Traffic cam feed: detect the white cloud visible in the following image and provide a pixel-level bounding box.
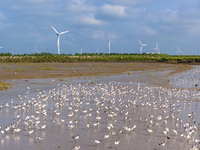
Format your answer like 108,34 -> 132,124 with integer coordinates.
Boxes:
92,31 -> 105,40
74,14 -> 107,26
127,7 -> 146,18
109,0 -> 154,5
25,0 -> 55,3
0,12 -> 5,20
67,0 -> 97,14
100,4 -> 127,18
161,9 -> 179,24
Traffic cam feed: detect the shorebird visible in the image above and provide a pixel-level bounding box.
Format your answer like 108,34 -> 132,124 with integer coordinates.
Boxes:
92,139 -> 100,147
72,134 -> 80,143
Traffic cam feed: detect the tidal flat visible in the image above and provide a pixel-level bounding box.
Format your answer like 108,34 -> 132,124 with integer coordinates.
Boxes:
0,62 -> 199,150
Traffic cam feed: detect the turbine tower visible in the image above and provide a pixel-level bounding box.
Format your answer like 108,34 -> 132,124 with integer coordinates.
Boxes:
176,47 -> 182,55
138,39 -> 147,54
154,42 -> 160,53
105,33 -> 111,54
50,24 -> 70,55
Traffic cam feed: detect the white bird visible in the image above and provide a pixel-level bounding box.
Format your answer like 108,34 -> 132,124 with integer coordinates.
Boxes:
50,24 -> 70,55
138,39 -> 147,54
92,139 -> 100,145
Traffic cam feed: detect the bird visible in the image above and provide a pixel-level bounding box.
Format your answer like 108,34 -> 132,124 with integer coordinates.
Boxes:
92,139 -> 100,147
72,134 -> 80,143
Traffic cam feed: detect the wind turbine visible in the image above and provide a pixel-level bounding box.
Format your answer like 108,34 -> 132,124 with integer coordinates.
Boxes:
50,24 -> 70,55
176,47 -> 182,55
0,46 -> 4,49
168,47 -> 173,55
78,48 -> 83,54
138,39 -> 147,54
33,46 -> 39,53
154,42 -> 160,53
105,33 -> 111,54
96,49 -> 99,54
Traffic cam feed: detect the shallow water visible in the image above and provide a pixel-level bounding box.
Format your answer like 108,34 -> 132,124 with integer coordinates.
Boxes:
0,68 -> 200,150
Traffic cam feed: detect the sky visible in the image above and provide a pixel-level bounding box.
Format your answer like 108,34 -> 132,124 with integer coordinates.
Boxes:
0,0 -> 200,55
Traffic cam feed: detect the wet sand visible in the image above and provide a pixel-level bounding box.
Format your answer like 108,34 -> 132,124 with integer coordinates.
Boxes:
0,62 -> 193,88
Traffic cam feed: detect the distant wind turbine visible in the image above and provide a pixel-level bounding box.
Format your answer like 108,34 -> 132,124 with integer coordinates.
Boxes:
0,46 -> 4,49
105,33 -> 111,54
154,42 -> 160,53
138,39 -> 147,54
176,47 -> 182,55
78,48 -> 83,54
168,47 -> 172,55
33,46 -> 39,53
50,24 -> 70,55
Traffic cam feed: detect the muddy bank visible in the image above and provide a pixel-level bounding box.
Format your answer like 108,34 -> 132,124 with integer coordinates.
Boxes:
0,62 -> 193,81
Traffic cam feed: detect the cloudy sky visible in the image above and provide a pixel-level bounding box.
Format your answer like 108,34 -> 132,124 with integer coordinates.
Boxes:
0,0 -> 200,55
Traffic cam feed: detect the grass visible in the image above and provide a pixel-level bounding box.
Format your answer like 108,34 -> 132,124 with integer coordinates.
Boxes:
0,82 -> 10,90
148,71 -> 152,76
15,67 -> 25,71
3,66 -> 11,70
91,76 -> 94,84
98,65 -> 104,69
0,53 -> 200,64
58,79 -> 67,82
36,67 -> 58,70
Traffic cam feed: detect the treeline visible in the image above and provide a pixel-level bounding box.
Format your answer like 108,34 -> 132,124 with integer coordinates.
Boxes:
0,52 -> 200,64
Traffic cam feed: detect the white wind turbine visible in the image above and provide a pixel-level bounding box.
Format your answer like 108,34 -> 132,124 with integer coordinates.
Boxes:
154,42 -> 160,53
50,24 -> 70,55
168,47 -> 173,55
78,48 -> 83,54
176,47 -> 182,55
105,33 -> 111,54
33,46 -> 39,53
138,39 -> 147,54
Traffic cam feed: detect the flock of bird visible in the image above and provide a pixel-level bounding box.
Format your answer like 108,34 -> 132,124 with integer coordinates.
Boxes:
0,67 -> 200,149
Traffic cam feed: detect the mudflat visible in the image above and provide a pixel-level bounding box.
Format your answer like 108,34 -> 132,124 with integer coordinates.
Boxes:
0,62 -> 193,81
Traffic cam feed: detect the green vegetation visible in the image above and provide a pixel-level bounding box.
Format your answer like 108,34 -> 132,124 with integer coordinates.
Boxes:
0,82 -> 10,90
91,76 -> 94,84
148,72 -> 152,76
36,67 -> 57,70
0,52 -> 199,64
15,67 -> 25,71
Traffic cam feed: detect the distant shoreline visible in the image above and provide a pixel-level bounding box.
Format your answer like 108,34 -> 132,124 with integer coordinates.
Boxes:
0,54 -> 200,64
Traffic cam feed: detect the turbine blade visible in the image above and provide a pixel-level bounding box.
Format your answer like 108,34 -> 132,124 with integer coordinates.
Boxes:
138,39 -> 142,45
60,30 -> 70,35
142,44 -> 147,46
105,33 -> 109,40
50,24 -> 59,34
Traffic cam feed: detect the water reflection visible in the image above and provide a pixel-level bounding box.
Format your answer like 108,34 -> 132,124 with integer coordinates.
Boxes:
0,68 -> 200,149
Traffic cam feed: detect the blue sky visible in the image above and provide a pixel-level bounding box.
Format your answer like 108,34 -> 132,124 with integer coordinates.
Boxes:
0,0 -> 200,55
